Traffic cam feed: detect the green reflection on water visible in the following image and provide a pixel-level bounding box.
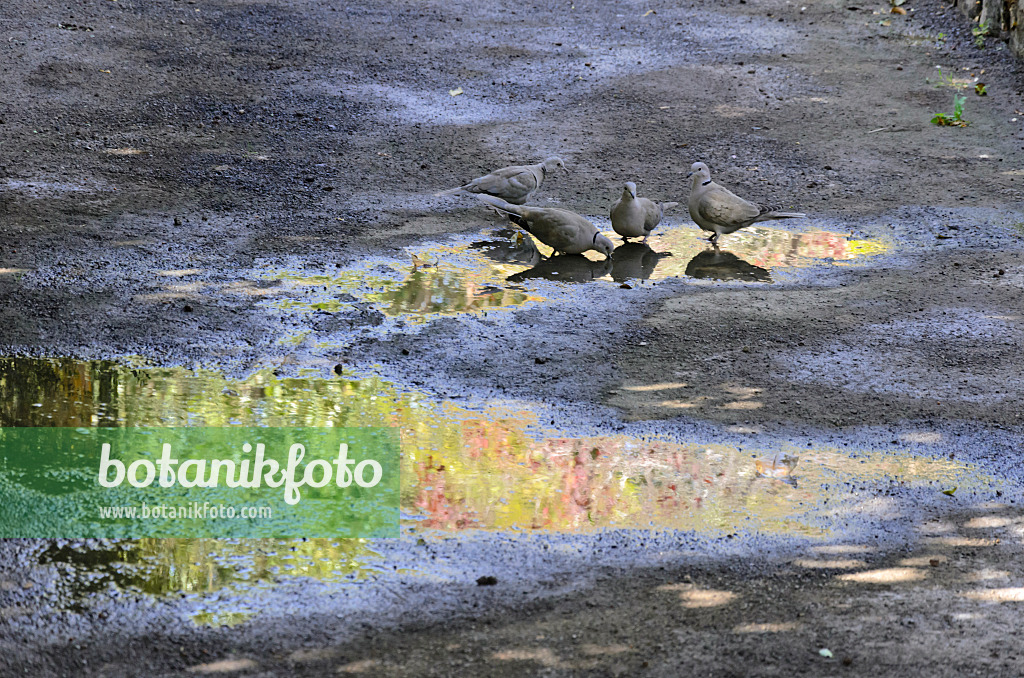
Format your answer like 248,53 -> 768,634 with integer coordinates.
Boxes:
39,537 -> 377,599
261,246 -> 543,326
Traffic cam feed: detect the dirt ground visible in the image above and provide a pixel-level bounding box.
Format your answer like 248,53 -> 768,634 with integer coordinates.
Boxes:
3,0 -> 1024,675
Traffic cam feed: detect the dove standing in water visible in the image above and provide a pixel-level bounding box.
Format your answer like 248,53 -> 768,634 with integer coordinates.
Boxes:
610,182 -> 678,243
436,157 -> 566,204
687,162 -> 804,245
474,194 -> 614,259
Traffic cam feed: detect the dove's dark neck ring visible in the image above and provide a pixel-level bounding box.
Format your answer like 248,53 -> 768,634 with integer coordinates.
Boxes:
592,232 -> 598,243
701,179 -> 712,186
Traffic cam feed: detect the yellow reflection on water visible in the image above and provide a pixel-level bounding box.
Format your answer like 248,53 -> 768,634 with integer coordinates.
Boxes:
404,422 -> 980,535
261,247 -> 544,324
635,224 -> 887,280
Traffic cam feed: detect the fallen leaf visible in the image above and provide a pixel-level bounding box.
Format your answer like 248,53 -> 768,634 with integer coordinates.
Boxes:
942,486 -> 958,496
642,8 -> 656,16
448,87 -> 463,96
99,69 -> 111,73
891,6 -> 907,14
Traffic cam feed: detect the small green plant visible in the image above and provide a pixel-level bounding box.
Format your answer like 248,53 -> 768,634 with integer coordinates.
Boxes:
927,66 -> 957,89
975,82 -> 987,96
972,21 -> 990,48
931,93 -> 970,127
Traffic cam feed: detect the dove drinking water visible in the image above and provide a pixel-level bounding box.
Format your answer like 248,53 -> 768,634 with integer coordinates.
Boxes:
474,194 -> 614,259
687,162 -> 805,245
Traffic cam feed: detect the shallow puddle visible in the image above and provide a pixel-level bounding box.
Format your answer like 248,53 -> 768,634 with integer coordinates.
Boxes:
0,357 -> 984,602
254,223 -> 886,332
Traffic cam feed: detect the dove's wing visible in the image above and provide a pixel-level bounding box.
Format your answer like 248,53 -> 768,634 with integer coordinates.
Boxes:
465,165 -> 541,203
697,184 -> 762,229
638,198 -> 665,232
527,209 -> 588,252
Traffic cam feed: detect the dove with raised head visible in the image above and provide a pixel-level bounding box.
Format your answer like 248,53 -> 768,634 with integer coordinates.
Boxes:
687,162 -> 804,245
609,182 -> 678,243
436,157 -> 566,204
474,194 -> 614,259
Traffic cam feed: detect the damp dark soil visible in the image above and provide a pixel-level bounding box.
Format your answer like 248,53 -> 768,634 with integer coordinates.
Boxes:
3,0 -> 1024,675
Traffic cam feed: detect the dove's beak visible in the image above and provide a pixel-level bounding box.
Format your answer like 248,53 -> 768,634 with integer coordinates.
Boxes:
686,172 -> 693,178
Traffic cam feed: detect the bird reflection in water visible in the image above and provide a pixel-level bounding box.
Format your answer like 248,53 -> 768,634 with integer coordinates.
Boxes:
470,230 -> 542,267
506,253 -> 613,283
610,242 -> 673,282
684,247 -> 771,283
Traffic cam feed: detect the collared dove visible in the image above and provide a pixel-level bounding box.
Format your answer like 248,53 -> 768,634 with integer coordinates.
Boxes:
436,157 -> 566,204
687,162 -> 804,245
474,194 -> 614,259
471,231 -> 542,268
609,182 -> 678,243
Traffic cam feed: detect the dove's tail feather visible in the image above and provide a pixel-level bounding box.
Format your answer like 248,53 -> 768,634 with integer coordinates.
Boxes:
434,186 -> 468,197
475,193 -> 527,217
759,211 -> 805,221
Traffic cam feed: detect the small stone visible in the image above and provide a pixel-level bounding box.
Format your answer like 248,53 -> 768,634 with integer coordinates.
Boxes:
333,363 -> 344,375
183,304 -> 193,312
174,217 -> 182,226
401,348 -> 410,356
476,575 -> 498,586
